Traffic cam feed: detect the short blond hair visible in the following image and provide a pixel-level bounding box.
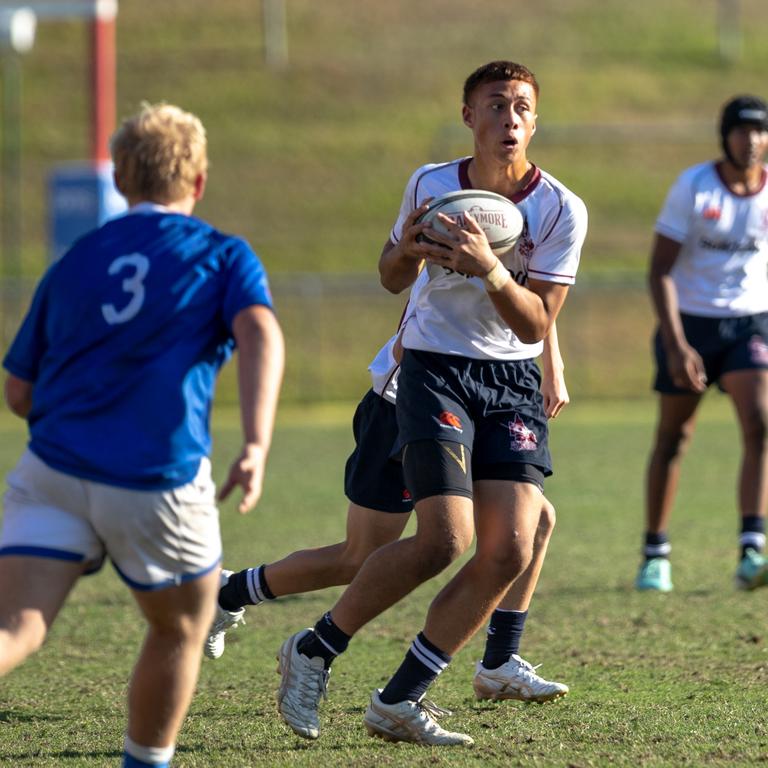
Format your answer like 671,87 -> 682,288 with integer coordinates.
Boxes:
110,102 -> 208,204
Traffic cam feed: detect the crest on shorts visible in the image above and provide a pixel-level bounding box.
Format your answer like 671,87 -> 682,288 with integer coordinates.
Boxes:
749,335 -> 768,366
438,411 -> 463,433
507,414 -> 538,452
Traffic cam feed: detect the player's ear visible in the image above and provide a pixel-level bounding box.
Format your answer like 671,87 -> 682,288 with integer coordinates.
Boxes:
193,172 -> 207,201
531,114 -> 537,136
462,104 -> 473,128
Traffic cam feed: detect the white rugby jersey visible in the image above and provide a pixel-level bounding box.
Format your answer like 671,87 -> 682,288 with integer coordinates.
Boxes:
655,161 -> 768,318
368,269 -> 428,403
390,157 -> 587,360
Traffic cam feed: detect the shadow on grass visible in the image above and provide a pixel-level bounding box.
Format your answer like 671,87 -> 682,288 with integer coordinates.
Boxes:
0,709 -> 66,723
0,743 -> 248,763
0,747 -> 123,761
545,583 -> 715,597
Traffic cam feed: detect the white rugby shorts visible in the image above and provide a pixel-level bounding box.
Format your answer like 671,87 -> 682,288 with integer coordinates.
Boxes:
0,450 -> 222,590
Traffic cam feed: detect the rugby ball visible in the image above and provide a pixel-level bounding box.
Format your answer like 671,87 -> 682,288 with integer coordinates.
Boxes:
416,189 -> 523,256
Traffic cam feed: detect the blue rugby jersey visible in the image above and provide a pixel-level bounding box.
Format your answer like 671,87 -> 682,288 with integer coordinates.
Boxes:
3,207 -> 273,490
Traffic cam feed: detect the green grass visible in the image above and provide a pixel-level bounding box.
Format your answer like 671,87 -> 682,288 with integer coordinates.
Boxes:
1,397 -> 767,767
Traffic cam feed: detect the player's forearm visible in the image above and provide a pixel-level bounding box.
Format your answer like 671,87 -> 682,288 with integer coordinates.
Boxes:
487,279 -> 555,344
650,272 -> 687,352
648,233 -> 687,352
233,307 -> 285,453
4,374 -> 33,419
541,324 -> 565,377
379,240 -> 422,294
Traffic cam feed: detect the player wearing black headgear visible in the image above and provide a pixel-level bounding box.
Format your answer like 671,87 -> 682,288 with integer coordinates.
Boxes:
720,95 -> 768,168
637,94 -> 768,594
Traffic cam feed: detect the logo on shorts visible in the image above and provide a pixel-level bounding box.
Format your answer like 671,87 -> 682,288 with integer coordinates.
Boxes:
441,443 -> 468,473
402,488 -> 412,503
749,334 -> 768,365
438,411 -> 463,433
506,414 -> 538,452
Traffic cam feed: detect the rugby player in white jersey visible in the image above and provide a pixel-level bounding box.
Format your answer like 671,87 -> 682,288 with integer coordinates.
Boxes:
0,103 -> 284,768
273,60 -> 587,745
206,277 -> 570,706
636,95 -> 768,593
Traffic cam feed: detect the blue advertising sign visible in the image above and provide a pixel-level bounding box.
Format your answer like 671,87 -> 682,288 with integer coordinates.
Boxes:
48,162 -> 127,261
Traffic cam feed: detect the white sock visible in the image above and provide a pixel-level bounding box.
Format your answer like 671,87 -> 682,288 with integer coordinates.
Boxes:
124,735 -> 175,765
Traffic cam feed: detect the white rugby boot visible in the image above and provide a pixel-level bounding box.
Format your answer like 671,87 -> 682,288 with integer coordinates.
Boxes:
364,689 -> 474,746
203,569 -> 246,660
276,629 -> 330,740
473,654 -> 569,702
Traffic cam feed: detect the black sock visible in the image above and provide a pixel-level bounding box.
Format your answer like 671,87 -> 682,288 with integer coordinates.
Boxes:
218,565 -> 275,611
481,609 -> 527,670
740,516 -> 765,559
296,612 -> 351,669
643,531 -> 670,561
379,632 -> 451,704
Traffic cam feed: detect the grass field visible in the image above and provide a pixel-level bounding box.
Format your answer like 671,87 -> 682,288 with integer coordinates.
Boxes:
0,397 -> 766,767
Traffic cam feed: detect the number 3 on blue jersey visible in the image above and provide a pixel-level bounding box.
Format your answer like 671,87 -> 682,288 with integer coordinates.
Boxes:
101,254 -> 150,325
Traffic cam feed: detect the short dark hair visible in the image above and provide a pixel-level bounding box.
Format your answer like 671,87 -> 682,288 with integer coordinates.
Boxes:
463,61 -> 539,105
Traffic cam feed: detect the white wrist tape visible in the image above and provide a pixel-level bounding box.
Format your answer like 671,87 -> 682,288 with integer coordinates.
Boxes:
483,259 -> 510,292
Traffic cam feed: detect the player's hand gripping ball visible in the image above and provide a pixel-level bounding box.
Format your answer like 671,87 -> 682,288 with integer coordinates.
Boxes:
416,190 -> 524,256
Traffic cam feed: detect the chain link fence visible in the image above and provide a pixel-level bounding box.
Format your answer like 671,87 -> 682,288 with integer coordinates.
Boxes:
1,273 -> 655,405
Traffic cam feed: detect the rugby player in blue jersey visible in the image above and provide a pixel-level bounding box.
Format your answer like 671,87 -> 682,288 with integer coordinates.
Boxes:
0,102 -> 284,768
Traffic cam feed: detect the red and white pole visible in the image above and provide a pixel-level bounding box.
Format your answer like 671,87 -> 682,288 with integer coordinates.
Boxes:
90,0 -> 117,164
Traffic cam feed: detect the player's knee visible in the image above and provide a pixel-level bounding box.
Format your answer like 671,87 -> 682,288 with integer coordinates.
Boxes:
485,551 -> 531,587
148,613 -> 209,648
536,499 -> 556,540
145,592 -> 214,640
0,619 -> 48,674
414,545 -> 460,580
501,548 -> 533,582
741,411 -> 768,452
655,425 -> 694,462
483,529 -> 534,577
340,526 -> 401,578
414,530 -> 471,579
335,546 -> 369,582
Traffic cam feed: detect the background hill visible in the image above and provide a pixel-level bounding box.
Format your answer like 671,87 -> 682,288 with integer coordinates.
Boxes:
4,0 -> 768,400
